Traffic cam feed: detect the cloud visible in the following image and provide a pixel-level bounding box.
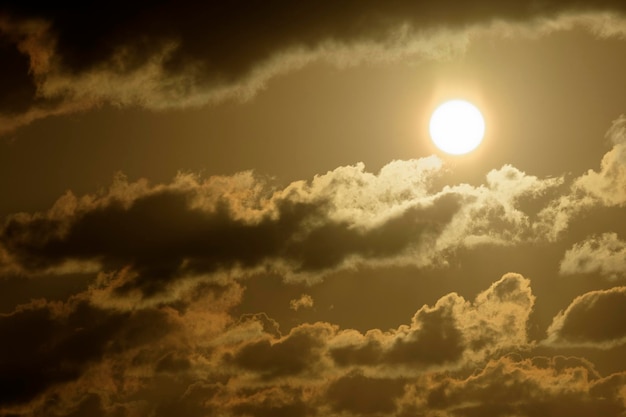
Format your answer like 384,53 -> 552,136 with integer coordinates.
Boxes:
0,296 -> 177,407
0,158 -> 565,302
226,386 -> 312,417
0,160 -> 456,297
329,273 -> 535,372
3,3 -> 626,134
533,115 -> 626,241
575,115 -> 626,207
439,164 -> 563,248
289,294 -> 314,311
215,273 -> 624,417
384,293 -> 466,366
560,233 -> 626,279
226,322 -> 335,381
400,355 -> 626,417
547,286 -> 626,348
193,273 -> 534,416
0,278 -> 239,416
325,371 -> 406,415
5,272 -> 626,416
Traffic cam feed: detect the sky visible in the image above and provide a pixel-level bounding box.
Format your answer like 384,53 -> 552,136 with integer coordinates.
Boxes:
2,1 -> 626,416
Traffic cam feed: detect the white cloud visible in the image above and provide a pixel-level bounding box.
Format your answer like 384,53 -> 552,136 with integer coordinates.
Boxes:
574,115 -> 626,207
436,164 -> 563,249
533,116 -> 626,241
560,233 -> 626,279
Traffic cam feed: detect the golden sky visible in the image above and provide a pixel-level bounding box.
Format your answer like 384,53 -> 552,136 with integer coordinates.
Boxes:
2,2 -> 626,416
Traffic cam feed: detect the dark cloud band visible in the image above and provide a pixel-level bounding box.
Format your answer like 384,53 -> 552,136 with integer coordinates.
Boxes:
2,1 -> 626,134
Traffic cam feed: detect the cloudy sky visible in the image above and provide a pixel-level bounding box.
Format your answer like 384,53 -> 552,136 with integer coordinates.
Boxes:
2,1 -> 626,416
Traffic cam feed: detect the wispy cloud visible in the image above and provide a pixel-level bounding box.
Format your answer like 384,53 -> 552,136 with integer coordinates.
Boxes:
3,4 -> 626,135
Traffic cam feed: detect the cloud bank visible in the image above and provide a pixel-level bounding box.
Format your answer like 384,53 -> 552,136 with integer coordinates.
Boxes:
2,271 -> 626,416
0,156 -> 567,304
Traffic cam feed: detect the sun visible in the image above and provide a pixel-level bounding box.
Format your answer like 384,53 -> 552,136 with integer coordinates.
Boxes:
429,100 -> 485,155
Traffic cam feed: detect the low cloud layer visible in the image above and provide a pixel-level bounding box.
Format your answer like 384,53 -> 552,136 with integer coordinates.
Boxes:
2,271 -> 626,416
2,2 -> 626,134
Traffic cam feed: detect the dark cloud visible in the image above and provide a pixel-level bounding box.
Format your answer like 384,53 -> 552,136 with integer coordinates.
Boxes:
330,338 -> 384,367
385,296 -> 465,366
2,1 -> 626,133
227,323 -> 333,379
0,297 -> 175,406
328,273 -> 535,370
229,386 -> 311,417
45,394 -> 106,417
238,312 -> 282,339
0,164 -> 462,298
0,278 -> 237,415
2,273 -> 625,416
0,4 -> 546,71
155,352 -> 191,374
547,286 -> 626,348
2,1 -> 625,77
0,30 -> 36,113
152,382 -> 219,417
0,156 -> 574,302
326,371 -> 406,415
0,257 -> 539,413
416,356 -> 626,417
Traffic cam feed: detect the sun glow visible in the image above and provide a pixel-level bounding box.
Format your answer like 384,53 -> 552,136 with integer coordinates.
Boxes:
429,100 -> 485,155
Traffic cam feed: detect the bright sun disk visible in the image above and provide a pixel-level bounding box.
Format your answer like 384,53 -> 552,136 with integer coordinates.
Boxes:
429,99 -> 485,155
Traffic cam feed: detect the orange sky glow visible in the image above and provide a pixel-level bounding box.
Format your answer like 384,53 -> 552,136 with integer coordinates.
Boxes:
1,2 -> 626,416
